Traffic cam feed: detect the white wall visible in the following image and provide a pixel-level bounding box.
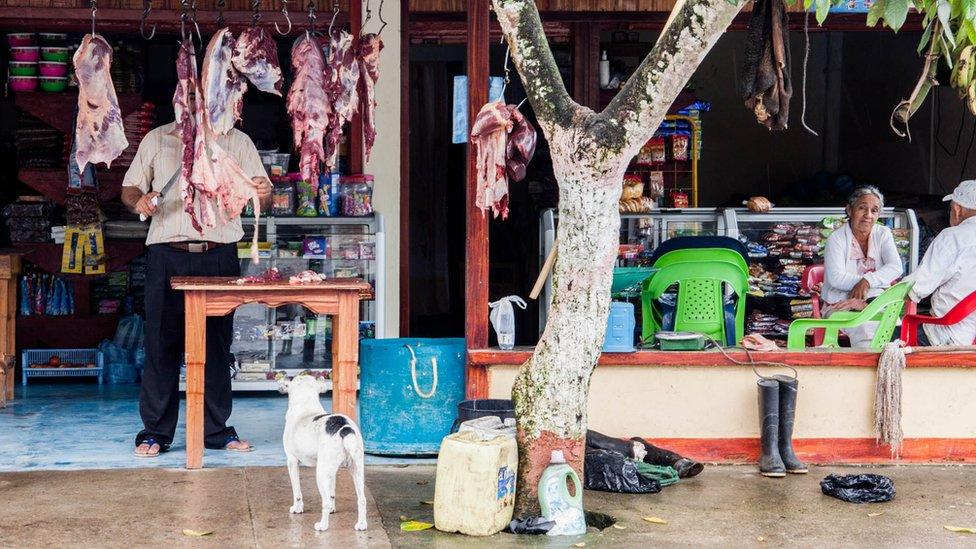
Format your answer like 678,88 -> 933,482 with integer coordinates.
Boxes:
364,1 -> 401,337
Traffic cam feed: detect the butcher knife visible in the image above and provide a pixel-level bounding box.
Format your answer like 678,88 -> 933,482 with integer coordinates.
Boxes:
140,170 -> 180,222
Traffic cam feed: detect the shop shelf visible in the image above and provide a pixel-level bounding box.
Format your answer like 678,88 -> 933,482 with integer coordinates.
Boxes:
15,91 -> 144,136
13,240 -> 145,278
18,168 -> 126,205
21,347 -> 103,386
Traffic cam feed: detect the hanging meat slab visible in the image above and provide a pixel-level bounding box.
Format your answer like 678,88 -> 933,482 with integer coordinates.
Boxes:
505,106 -> 537,182
324,30 -> 360,171
174,39 -> 204,233
287,33 -> 331,185
356,33 -> 383,164
73,33 -> 128,171
232,26 -> 283,96
201,28 -> 248,136
470,101 -> 513,219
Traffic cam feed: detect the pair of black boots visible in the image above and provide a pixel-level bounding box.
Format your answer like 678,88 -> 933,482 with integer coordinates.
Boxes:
757,375 -> 808,477
586,430 -> 704,478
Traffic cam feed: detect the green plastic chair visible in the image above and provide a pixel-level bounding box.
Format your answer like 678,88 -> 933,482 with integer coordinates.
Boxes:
652,248 -> 749,274
641,260 -> 749,345
786,281 -> 913,350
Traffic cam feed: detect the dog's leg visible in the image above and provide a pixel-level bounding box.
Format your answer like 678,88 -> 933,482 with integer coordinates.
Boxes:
350,448 -> 368,531
314,455 -> 341,532
286,455 -> 304,514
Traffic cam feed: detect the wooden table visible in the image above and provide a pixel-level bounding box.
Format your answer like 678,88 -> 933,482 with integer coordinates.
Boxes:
171,277 -> 372,469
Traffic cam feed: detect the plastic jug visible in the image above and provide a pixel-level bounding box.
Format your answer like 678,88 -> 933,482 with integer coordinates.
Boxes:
539,450 -> 586,536
433,426 -> 518,536
488,296 -> 526,350
603,301 -> 636,352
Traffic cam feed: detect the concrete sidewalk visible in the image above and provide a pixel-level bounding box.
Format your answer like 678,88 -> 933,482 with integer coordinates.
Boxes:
2,465 -> 975,547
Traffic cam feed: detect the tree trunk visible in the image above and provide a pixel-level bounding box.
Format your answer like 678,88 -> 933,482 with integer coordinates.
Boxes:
512,126 -> 625,517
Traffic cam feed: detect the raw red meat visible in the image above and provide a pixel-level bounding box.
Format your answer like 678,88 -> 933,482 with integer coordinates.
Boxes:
324,30 -> 360,171
471,102 -> 513,219
505,107 -> 537,182
232,267 -> 283,284
73,33 -> 128,171
287,33 -> 331,185
174,39 -> 203,233
356,33 -> 382,164
201,28 -> 248,136
232,27 -> 283,96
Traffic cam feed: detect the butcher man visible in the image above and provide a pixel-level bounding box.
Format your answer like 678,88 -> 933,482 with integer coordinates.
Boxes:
122,115 -> 272,458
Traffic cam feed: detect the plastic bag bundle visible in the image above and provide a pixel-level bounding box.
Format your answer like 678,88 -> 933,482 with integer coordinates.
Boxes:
583,449 -> 662,494
820,474 -> 895,504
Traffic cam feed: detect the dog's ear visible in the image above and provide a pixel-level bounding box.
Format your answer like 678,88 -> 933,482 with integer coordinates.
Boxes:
315,375 -> 329,393
277,377 -> 291,394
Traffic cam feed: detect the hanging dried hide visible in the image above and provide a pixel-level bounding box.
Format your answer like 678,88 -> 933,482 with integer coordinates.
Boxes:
741,0 -> 792,130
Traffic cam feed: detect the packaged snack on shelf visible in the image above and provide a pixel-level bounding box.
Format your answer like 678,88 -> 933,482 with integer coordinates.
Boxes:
648,171 -> 665,199
359,241 -> 376,260
621,174 -> 644,200
272,176 -> 296,216
335,238 -> 361,260
670,191 -> 689,208
333,261 -> 362,279
635,141 -> 655,166
648,137 -> 666,164
317,172 -> 342,216
672,134 -> 689,161
302,236 -> 330,259
340,175 -> 374,216
295,173 -> 318,217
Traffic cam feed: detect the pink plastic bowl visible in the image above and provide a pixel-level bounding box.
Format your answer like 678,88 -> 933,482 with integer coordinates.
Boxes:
38,61 -> 67,77
10,47 -> 39,62
9,76 -> 38,92
7,33 -> 34,47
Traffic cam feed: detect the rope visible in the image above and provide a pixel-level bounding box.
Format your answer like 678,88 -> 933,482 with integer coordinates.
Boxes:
875,342 -> 905,457
405,345 -> 438,399
700,336 -> 798,380
800,10 -> 819,136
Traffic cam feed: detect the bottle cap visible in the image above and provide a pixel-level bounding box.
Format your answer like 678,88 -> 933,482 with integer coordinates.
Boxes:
550,450 -> 565,463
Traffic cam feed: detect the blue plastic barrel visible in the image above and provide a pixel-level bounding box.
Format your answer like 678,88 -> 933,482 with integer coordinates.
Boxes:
359,338 -> 466,455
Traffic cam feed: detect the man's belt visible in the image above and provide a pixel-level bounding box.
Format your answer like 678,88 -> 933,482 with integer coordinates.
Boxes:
166,241 -> 232,253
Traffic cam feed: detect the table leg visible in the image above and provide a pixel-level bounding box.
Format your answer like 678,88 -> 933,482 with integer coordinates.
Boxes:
1,279 -> 14,403
184,291 -> 207,469
332,292 -> 360,420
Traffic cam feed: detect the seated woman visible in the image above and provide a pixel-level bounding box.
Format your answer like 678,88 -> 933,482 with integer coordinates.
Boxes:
822,185 -> 904,346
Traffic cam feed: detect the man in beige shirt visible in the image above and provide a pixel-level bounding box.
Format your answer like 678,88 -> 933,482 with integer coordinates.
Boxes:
122,121 -> 272,458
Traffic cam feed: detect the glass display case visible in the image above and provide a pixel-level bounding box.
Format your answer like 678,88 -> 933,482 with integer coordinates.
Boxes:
182,215 -> 385,392
538,207 -> 919,339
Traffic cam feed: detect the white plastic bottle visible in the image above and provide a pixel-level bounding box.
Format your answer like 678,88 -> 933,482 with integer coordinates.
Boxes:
599,51 -> 610,89
488,296 -> 526,351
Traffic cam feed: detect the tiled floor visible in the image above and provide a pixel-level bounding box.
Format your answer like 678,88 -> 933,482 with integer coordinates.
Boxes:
0,382 -> 430,471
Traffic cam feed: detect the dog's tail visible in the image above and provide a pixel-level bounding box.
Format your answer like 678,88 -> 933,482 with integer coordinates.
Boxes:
341,425 -> 364,458
313,413 -> 364,455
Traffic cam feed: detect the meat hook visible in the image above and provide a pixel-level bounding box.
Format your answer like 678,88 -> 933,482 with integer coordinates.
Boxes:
307,0 -> 318,34
377,0 -> 386,36
90,0 -> 97,35
189,0 -> 203,47
217,0 -> 227,28
140,0 -> 156,40
327,0 -> 339,36
250,0 -> 261,28
361,0 -> 371,36
274,0 -> 292,35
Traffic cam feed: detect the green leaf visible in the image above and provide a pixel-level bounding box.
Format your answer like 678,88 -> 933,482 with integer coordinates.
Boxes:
944,525 -> 976,534
400,520 -> 434,532
804,0 -> 815,10
966,20 -> 976,45
938,0 -> 956,48
816,0 -> 830,24
867,0 -> 888,27
965,0 -> 976,20
919,22 -> 934,54
885,0 -> 910,32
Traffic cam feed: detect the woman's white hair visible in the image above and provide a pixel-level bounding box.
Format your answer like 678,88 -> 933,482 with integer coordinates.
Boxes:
847,185 -> 885,210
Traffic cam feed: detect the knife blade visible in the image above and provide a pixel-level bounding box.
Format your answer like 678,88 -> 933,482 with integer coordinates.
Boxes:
140,170 -> 181,222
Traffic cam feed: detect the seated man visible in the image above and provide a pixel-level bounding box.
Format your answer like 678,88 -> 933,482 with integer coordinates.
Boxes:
904,180 -> 976,345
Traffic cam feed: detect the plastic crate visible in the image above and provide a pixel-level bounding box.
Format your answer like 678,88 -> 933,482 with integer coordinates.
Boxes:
22,348 -> 104,386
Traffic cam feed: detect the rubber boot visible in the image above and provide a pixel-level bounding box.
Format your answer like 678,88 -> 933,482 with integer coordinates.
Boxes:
773,375 -> 808,474
628,437 -> 704,478
758,378 -> 786,477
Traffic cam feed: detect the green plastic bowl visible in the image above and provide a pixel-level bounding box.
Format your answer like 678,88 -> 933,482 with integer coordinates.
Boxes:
39,76 -> 67,92
38,33 -> 67,46
40,46 -> 70,62
9,61 -> 37,76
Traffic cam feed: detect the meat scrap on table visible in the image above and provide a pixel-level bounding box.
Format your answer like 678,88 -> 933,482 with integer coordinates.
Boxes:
470,101 -> 537,219
73,33 -> 128,171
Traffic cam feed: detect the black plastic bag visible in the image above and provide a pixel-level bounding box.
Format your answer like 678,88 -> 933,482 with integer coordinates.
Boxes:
820,474 -> 895,503
507,516 -> 554,535
584,449 -> 662,494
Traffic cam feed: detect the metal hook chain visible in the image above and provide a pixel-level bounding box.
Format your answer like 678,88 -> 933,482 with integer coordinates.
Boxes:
217,0 -> 227,28
501,45 -> 511,97
90,0 -> 97,35
251,0 -> 261,27
141,0 -> 156,40
362,0 -> 371,35
307,0 -> 317,32
328,0 -> 339,36
180,0 -> 190,41
189,0 -> 202,46
274,0 -> 292,35
377,0 -> 386,35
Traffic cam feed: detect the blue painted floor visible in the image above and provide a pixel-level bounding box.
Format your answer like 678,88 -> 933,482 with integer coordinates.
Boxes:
0,382 -> 432,471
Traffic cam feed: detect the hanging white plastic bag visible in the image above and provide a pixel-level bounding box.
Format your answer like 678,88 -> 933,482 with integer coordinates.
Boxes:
488,296 -> 527,350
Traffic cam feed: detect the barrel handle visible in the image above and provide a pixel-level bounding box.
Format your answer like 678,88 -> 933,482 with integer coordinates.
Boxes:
405,344 -> 438,399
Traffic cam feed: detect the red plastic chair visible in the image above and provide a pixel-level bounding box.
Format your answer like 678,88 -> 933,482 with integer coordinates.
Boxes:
801,265 -> 825,346
900,291 -> 976,345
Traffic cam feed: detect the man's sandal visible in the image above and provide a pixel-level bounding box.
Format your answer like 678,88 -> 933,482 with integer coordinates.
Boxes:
134,437 -> 163,458
221,434 -> 253,453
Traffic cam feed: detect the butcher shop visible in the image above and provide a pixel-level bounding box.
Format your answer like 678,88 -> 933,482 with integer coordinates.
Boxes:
2,0 -> 976,474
